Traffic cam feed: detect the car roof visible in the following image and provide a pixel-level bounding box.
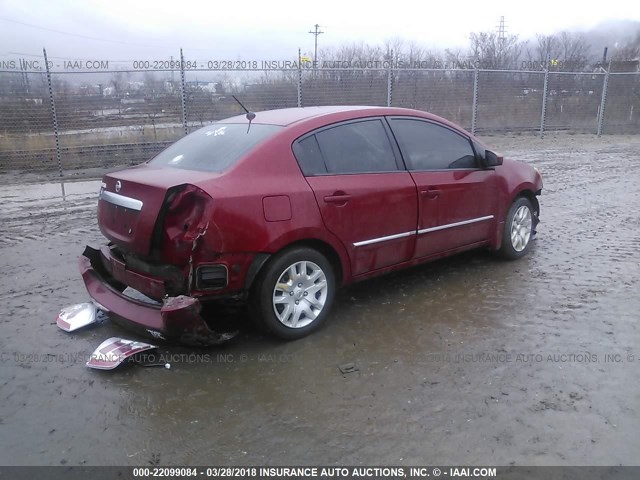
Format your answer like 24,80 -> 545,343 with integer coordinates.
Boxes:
219,106 -> 444,127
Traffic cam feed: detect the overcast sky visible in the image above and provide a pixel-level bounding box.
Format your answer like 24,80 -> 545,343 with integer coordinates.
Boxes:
1,0 -> 639,63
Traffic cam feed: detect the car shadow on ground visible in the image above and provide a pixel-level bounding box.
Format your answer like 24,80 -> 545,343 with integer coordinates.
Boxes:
196,246 -> 506,348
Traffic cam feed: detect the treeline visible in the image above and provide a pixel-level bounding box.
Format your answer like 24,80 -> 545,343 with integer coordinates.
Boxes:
314,29 -> 639,72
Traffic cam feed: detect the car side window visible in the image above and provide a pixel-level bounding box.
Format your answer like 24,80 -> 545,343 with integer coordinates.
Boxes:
310,119 -> 398,175
389,119 -> 477,170
292,135 -> 327,175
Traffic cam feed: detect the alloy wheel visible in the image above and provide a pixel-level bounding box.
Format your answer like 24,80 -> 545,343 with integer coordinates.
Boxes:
510,205 -> 532,252
272,261 -> 328,328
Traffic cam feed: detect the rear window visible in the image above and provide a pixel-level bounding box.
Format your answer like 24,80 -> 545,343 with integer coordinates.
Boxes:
149,124 -> 282,172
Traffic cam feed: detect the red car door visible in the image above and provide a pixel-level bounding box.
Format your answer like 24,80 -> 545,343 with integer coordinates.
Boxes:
293,118 -> 418,277
388,117 -> 497,259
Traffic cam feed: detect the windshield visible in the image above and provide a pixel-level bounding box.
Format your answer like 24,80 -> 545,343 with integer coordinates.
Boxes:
149,123 -> 282,172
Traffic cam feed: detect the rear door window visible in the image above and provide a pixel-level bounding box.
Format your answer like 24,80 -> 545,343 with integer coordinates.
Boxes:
292,135 -> 327,175
293,119 -> 399,175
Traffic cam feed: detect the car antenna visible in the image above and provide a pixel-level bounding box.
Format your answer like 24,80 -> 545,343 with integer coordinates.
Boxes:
232,95 -> 256,133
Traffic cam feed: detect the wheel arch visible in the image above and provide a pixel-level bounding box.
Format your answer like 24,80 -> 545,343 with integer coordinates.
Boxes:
245,238 -> 347,292
492,187 -> 540,250
515,188 -> 540,216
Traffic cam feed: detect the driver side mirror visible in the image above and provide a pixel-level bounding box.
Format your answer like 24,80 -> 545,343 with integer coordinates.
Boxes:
485,150 -> 503,167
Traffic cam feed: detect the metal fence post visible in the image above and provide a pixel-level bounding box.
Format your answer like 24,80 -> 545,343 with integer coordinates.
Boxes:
597,60 -> 611,137
297,49 -> 303,107
179,48 -> 188,135
386,65 -> 393,107
540,59 -> 550,138
43,48 -> 63,177
471,68 -> 479,135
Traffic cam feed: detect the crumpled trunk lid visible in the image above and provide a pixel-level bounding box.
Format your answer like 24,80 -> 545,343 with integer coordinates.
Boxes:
97,165 -> 220,257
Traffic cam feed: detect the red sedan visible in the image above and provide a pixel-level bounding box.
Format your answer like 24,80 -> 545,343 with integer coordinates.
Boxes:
80,106 -> 542,344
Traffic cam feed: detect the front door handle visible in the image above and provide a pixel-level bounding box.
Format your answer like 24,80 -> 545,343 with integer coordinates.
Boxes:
420,188 -> 440,199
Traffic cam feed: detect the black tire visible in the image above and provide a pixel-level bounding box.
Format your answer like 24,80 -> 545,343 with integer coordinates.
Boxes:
250,247 -> 336,340
499,197 -> 535,260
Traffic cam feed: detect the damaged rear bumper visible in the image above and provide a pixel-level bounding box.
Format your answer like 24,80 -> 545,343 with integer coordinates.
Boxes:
80,246 -> 235,345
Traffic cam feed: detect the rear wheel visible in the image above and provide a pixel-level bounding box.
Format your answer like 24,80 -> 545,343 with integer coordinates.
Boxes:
499,197 -> 534,260
250,247 -> 335,339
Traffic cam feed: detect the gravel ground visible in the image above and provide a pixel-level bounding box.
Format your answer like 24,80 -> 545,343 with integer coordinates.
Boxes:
0,133 -> 639,466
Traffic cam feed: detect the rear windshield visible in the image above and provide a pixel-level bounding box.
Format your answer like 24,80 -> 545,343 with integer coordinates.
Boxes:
149,123 -> 282,172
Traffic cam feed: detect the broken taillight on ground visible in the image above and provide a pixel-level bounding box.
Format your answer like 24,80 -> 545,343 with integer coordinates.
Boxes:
86,337 -> 158,370
56,302 -> 101,332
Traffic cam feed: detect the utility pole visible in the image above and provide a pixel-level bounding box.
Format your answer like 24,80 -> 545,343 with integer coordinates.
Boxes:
308,24 -> 324,69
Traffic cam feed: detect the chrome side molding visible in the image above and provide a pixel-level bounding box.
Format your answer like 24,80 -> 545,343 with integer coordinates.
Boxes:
353,215 -> 495,247
353,231 -> 415,247
417,215 -> 494,235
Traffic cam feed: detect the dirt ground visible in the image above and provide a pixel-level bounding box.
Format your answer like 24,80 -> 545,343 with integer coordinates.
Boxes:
1,133 -> 639,466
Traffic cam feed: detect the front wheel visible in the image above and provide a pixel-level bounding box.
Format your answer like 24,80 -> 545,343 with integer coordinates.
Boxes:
499,197 -> 535,260
250,247 -> 336,339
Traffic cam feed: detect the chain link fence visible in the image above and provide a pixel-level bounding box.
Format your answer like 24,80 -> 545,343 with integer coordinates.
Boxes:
1,58 -> 639,177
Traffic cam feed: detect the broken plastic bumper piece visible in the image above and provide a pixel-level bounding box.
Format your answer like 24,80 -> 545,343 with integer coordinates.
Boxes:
78,245 -> 236,346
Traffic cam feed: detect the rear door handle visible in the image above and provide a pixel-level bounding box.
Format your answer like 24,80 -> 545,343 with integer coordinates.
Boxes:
420,188 -> 440,199
324,194 -> 352,204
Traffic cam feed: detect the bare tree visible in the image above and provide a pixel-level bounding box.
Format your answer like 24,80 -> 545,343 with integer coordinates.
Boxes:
142,72 -> 166,98
614,31 -> 640,65
557,32 -> 591,71
444,48 -> 469,68
383,37 -> 405,63
527,34 -> 561,67
110,72 -> 130,98
468,31 -> 524,69
524,32 -> 594,71
616,44 -> 640,61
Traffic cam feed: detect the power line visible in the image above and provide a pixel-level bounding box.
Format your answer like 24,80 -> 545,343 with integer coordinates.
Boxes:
0,16 -> 219,52
0,16 -> 173,49
2,51 -> 111,61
